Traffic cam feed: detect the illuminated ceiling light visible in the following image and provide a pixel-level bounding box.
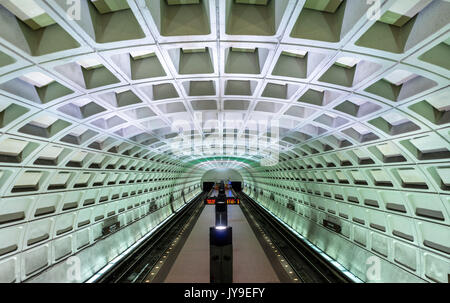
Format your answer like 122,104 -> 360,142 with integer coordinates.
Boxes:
235,0 -> 270,5
77,57 -> 103,70
281,50 -> 307,58
381,112 -> 409,126
71,98 -> 93,107
230,47 -> 256,53
0,138 -> 29,158
378,0 -> 433,27
425,89 -> 450,111
90,0 -> 130,14
334,57 -> 360,69
0,0 -> 56,30
28,115 -> 59,129
19,71 -> 55,87
129,50 -> 156,60
383,69 -> 417,86
166,0 -> 200,5
303,0 -> 343,13
181,47 -> 206,53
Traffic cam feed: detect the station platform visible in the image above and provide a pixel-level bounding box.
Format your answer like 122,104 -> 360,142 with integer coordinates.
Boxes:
163,205 -> 279,283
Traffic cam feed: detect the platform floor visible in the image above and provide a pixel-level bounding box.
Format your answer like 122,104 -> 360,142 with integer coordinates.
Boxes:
164,205 -> 280,283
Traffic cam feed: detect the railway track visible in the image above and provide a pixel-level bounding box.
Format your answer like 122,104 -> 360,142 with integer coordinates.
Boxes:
238,192 -> 352,283
97,189 -> 352,283
97,192 -> 206,283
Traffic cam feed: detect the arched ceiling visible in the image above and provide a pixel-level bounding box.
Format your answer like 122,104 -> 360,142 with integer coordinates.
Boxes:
201,167 -> 244,182
0,0 -> 447,168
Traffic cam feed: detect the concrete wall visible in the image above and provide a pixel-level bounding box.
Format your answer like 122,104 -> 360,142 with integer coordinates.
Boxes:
201,168 -> 243,183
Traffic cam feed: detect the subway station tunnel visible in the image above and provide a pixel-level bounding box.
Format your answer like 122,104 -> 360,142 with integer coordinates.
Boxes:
0,0 -> 448,284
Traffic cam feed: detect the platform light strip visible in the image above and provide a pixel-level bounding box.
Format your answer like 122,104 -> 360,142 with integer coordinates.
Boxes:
85,195 -> 197,283
255,201 -> 363,283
